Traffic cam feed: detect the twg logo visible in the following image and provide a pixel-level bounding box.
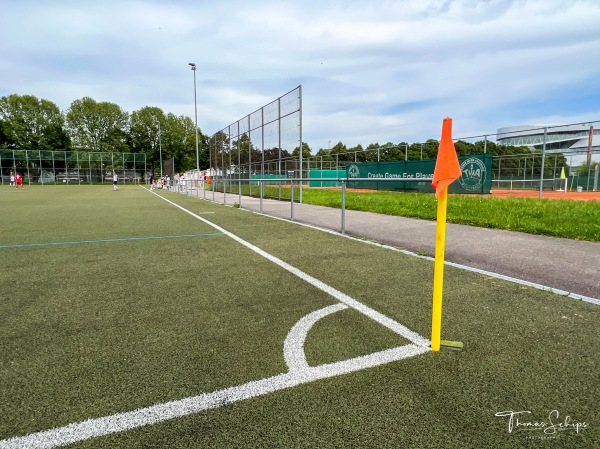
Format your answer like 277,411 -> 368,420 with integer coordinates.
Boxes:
347,164 -> 360,178
459,157 -> 486,192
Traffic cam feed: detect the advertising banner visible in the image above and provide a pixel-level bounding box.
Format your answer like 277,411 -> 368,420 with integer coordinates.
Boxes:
345,153 -> 492,194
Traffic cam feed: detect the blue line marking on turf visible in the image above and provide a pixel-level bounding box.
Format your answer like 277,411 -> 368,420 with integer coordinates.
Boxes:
0,233 -> 223,249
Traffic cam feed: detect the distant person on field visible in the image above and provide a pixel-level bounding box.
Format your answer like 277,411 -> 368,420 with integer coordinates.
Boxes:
10,171 -> 15,187
113,172 -> 119,191
15,173 -> 24,189
149,175 -> 155,190
178,173 -> 184,193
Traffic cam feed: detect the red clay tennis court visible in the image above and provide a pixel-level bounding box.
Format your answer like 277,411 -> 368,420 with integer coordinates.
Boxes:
311,185 -> 600,201
491,189 -> 600,201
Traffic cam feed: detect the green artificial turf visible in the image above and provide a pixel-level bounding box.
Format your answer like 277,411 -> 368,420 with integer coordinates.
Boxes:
1,185 -> 598,448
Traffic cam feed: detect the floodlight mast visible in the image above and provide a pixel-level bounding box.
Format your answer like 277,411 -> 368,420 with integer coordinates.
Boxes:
188,63 -> 200,174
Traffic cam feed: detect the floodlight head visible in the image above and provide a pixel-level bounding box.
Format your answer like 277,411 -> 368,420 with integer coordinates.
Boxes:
188,62 -> 196,70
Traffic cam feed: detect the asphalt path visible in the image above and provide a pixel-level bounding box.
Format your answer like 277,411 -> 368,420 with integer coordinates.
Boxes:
192,188 -> 599,302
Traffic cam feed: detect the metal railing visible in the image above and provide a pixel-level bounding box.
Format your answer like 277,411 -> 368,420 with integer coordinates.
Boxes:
171,177 -> 432,235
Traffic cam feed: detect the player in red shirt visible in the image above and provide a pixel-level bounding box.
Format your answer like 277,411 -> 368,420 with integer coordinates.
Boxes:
15,173 -> 24,189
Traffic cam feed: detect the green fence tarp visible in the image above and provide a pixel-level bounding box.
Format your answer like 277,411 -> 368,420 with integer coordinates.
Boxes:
344,154 -> 493,194
308,169 -> 347,187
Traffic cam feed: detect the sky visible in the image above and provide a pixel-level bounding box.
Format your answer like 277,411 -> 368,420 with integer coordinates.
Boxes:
2,0 -> 600,151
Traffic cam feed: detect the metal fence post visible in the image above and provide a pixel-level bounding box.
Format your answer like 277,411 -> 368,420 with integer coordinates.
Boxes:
26,151 -> 30,185
539,127 -> 547,199
223,170 -> 227,206
260,180 -> 264,213
39,151 -> 43,185
587,125 -> 594,192
291,180 -> 294,221
341,180 -> 346,235
299,84 -> 303,204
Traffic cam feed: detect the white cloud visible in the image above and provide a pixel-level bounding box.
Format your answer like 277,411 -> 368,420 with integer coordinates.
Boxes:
1,0 -> 599,150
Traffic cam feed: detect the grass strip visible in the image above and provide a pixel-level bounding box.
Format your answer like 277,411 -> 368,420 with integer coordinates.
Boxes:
227,185 -> 600,242
265,188 -> 600,242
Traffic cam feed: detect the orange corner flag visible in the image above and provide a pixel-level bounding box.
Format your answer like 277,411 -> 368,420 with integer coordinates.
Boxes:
431,117 -> 461,198
431,117 -> 461,352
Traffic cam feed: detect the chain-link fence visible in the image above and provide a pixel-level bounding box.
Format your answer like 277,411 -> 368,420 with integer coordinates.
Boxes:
208,86 -> 302,175
199,115 -> 599,196
0,149 -> 146,185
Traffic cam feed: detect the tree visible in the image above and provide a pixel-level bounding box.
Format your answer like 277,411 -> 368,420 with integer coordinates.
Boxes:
346,144 -> 364,162
130,106 -> 165,174
329,141 -> 349,162
128,109 -> 211,174
376,142 -> 407,162
66,97 -> 129,151
363,143 -> 381,162
421,139 -> 439,159
0,119 -> 12,147
292,142 -> 312,159
160,113 -> 203,173
576,160 -> 599,176
230,133 -> 261,171
0,94 -> 70,150
314,147 -> 334,164
263,147 -> 291,161
209,130 -> 229,172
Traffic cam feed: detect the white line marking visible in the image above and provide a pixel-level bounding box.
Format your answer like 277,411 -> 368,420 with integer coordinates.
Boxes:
0,233 -> 222,249
284,303 -> 348,371
248,208 -> 600,305
0,191 -> 432,448
0,350 -> 429,449
148,191 -> 430,347
1,306 -> 429,449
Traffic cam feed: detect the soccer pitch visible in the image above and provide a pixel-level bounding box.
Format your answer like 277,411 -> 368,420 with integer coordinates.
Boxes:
1,185 -> 598,448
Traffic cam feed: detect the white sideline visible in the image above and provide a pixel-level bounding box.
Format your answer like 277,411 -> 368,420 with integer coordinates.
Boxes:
0,191 -> 431,448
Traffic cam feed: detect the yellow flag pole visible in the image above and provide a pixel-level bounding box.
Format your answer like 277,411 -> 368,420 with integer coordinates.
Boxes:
431,186 -> 449,351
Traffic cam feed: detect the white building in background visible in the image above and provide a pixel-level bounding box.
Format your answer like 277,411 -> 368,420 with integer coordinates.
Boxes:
496,123 -> 599,168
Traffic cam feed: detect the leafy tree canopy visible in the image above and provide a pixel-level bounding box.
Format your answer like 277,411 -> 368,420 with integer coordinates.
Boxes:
0,94 -> 70,150
66,97 -> 129,152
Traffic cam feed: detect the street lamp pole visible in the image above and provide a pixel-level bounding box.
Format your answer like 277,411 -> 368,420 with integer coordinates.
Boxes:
188,63 -> 200,173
